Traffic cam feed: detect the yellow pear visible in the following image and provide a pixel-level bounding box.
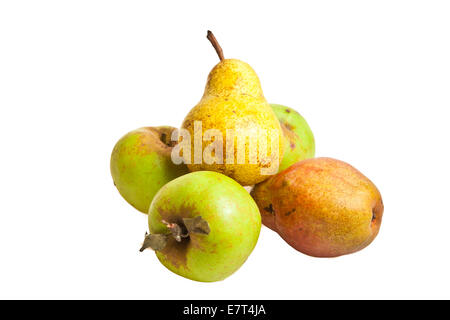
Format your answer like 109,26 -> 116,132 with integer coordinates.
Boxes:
179,31 -> 283,186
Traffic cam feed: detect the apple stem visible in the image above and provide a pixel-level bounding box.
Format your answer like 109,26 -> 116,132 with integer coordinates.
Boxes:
207,30 -> 224,61
140,216 -> 211,252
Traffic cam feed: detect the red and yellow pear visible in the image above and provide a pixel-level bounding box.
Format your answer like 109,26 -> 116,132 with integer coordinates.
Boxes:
251,157 -> 383,257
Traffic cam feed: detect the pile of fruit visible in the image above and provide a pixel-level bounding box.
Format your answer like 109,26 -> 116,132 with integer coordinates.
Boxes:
110,31 -> 384,282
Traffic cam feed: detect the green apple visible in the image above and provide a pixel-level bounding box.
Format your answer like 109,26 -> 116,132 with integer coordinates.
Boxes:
110,126 -> 189,213
140,171 -> 261,282
271,104 -> 315,172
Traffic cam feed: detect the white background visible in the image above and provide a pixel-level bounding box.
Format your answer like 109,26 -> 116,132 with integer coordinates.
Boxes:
1,1 -> 449,299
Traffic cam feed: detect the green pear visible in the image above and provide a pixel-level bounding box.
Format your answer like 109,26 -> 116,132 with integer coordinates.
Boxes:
271,104 -> 315,172
110,126 -> 189,213
140,171 -> 261,282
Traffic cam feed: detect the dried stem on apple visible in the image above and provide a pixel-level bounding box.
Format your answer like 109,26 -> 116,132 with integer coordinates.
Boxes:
182,216 -> 211,235
140,216 -> 211,252
139,232 -> 169,252
162,220 -> 189,242
207,30 -> 224,61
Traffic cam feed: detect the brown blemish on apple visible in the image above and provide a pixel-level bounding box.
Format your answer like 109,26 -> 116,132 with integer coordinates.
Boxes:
281,123 -> 299,151
209,243 -> 218,254
283,122 -> 294,131
158,203 -> 197,223
285,109 -> 291,113
133,133 -> 153,156
155,204 -> 211,269
159,237 -> 189,269
190,239 -> 207,251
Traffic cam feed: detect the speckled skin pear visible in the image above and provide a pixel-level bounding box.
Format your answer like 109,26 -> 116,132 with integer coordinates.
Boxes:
148,171 -> 261,282
271,104 -> 315,172
251,158 -> 383,257
181,59 -> 284,186
110,126 -> 189,213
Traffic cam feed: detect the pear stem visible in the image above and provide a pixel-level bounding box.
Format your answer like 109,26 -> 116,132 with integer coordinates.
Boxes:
207,30 -> 224,61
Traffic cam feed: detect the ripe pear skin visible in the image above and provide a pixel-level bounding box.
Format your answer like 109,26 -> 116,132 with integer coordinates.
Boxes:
181,59 -> 284,186
271,104 -> 315,172
110,126 -> 189,213
147,171 -> 261,282
251,158 -> 384,257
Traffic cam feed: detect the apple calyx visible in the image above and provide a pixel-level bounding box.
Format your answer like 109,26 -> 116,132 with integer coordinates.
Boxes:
139,216 -> 210,252
207,30 -> 224,61
139,232 -> 169,252
162,220 -> 189,242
